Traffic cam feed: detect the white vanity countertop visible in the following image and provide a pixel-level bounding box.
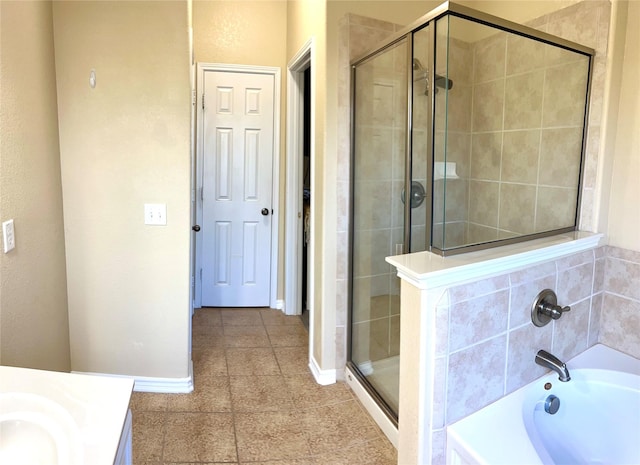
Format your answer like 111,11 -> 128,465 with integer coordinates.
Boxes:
386,232 -> 604,290
0,365 -> 134,465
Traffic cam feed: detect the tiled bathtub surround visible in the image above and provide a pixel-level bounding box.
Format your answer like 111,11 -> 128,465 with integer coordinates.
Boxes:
396,244 -> 605,464
434,247 -> 603,430
397,242 -> 640,464
600,246 -> 640,358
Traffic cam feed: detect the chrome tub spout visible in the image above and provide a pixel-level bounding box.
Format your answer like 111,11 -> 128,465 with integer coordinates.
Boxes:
535,350 -> 571,382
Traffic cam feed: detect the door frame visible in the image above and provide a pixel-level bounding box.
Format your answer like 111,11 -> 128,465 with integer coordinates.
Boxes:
194,63 -> 281,309
285,39 -> 315,317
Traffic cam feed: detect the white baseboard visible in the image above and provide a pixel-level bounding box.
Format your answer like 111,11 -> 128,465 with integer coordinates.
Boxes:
274,299 -> 285,311
345,366 -> 398,448
309,356 -> 336,385
72,361 -> 194,394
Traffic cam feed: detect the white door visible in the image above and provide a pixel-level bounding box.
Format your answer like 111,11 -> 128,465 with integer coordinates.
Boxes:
201,70 -> 275,307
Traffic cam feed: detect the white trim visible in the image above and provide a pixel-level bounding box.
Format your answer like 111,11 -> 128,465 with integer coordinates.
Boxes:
274,299 -> 285,311
309,355 -> 336,385
345,366 -> 399,448
194,63 -> 281,309
387,232 -> 604,290
285,38 -> 315,318
73,362 -> 194,394
114,409 -> 133,465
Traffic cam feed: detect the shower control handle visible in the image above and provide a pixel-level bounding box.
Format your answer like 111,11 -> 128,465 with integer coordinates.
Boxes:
531,289 -> 570,327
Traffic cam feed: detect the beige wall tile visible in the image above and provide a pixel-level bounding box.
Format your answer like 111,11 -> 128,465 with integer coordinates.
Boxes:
552,298 -> 591,361
506,32 -> 546,75
504,70 -> 544,130
555,249 -> 595,271
506,323 -> 552,393
535,186 -> 578,232
499,183 -> 537,234
446,335 -> 507,423
474,33 -> 507,83
605,256 -> 640,301
370,317 -> 391,360
557,261 -> 595,305
501,130 -> 541,184
510,260 -> 556,285
471,132 -> 502,181
542,60 -> 590,128
390,315 -> 400,356
467,223 -> 498,244
600,294 -> 640,359
449,290 -> 509,351
447,84 -> 473,132
469,180 -> 499,227
509,274 -> 557,328
546,2 -> 599,49
589,292 -> 603,346
540,127 -> 583,188
448,274 -> 509,303
472,79 -> 505,132
444,180 -> 469,222
444,222 -> 468,249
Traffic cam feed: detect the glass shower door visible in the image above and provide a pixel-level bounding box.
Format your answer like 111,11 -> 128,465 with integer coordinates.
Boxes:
350,38 -> 408,418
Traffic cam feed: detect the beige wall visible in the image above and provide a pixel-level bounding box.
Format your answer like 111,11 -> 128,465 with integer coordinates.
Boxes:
0,1 -> 71,371
193,0 -> 288,300
194,1 -> 287,66
52,1 -> 192,378
286,0 -> 330,366
458,0 -> 582,23
607,0 -> 640,252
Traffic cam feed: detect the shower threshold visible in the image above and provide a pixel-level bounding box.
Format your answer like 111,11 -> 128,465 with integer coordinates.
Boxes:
345,362 -> 399,448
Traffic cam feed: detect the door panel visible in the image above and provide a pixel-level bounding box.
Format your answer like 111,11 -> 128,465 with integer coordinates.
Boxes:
201,70 -> 274,307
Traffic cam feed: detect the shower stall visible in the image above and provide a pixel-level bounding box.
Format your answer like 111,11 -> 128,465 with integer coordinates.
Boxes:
348,2 -> 593,425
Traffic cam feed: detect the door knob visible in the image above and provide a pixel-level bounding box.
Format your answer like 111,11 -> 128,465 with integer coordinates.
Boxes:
192,225 -> 201,232
261,208 -> 269,216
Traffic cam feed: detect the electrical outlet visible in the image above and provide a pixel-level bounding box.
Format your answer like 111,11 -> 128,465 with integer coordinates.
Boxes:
144,204 -> 167,225
3,219 -> 16,253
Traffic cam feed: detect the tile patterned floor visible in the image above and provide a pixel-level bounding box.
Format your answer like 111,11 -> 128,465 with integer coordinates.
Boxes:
130,307 -> 397,465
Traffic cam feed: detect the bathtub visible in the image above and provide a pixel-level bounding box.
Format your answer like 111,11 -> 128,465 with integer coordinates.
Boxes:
446,344 -> 640,465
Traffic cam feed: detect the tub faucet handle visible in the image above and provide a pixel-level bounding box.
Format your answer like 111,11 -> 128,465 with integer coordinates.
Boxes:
531,289 -> 570,327
541,303 -> 571,320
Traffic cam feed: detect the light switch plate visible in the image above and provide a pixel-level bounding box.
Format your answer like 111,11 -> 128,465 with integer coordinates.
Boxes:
3,219 -> 16,253
144,204 -> 167,225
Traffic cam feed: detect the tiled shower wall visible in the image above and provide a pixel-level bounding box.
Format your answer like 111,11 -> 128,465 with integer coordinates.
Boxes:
466,28 -> 588,242
434,0 -> 609,248
336,15 -> 401,372
336,0 -> 611,374
350,38 -> 406,364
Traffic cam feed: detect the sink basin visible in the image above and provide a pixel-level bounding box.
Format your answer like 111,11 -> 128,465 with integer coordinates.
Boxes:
0,365 -> 133,465
0,392 -> 82,465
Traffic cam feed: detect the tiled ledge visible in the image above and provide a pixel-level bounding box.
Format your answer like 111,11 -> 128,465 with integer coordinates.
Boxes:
386,232 -> 604,290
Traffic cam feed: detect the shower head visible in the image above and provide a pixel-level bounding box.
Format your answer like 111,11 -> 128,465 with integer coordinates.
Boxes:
411,58 -> 454,95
